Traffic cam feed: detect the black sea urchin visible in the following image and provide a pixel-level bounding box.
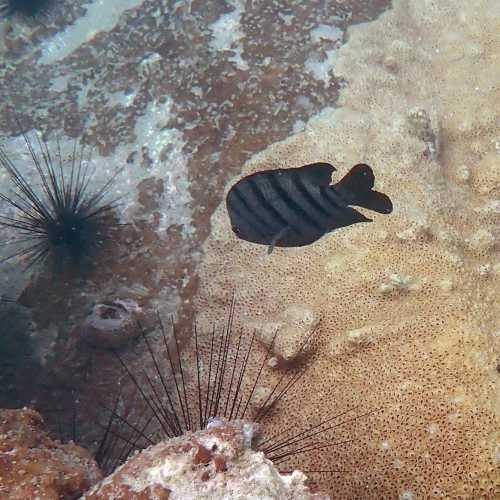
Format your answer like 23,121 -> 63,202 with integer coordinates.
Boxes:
94,299 -> 372,478
0,0 -> 52,18
0,132 -> 122,270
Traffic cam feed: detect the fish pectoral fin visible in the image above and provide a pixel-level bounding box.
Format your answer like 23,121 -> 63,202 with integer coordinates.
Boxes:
267,225 -> 291,254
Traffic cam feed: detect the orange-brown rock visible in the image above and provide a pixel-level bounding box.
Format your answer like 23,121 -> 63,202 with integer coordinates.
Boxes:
0,408 -> 102,499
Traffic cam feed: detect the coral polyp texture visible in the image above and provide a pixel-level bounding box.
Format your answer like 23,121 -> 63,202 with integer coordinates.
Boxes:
82,419 -> 328,499
194,0 -> 500,497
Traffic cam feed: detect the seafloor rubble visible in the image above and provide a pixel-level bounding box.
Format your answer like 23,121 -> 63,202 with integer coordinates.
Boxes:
194,0 -> 500,497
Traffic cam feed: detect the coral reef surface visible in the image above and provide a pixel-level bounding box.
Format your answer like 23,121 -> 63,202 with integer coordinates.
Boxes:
194,0 -> 500,497
0,1 -> 391,434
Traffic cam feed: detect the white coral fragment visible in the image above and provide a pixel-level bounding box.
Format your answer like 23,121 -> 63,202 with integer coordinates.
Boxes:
396,223 -> 431,241
477,264 -> 491,276
454,164 -> 471,184
407,106 -> 439,160
379,273 -> 420,294
346,326 -> 375,346
329,322 -> 389,357
438,279 -> 454,292
267,356 -> 279,368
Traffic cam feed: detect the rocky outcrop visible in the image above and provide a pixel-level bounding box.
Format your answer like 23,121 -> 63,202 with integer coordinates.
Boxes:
0,408 -> 102,499
82,419 -> 328,500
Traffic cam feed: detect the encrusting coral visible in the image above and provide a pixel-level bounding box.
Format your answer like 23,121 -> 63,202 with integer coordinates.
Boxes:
193,0 -> 500,497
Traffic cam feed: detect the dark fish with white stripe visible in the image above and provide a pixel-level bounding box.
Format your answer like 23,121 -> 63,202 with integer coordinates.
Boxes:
226,162 -> 393,253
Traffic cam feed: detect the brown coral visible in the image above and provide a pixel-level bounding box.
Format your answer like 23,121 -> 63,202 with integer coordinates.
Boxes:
192,0 -> 500,497
0,408 -> 102,499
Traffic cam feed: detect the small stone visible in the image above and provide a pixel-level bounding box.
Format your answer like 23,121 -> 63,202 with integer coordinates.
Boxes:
455,164 -> 470,183
192,445 -> 211,465
267,356 -> 279,368
383,55 -> 398,72
478,264 -> 491,276
380,441 -> 390,450
389,273 -> 415,289
379,283 -> 394,294
438,279 -> 454,292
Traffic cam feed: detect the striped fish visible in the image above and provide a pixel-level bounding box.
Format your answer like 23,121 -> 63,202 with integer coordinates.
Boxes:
226,162 -> 393,253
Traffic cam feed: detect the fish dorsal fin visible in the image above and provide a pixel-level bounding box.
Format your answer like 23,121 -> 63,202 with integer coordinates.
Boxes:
337,163 -> 374,193
296,162 -> 336,186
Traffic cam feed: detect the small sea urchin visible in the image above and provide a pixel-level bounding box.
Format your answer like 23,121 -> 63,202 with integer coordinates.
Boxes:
0,131 -> 122,270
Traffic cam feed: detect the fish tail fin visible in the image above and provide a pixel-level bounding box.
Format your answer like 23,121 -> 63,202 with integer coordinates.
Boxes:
336,163 -> 393,214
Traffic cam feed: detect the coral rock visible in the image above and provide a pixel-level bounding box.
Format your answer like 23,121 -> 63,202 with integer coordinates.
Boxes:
253,304 -> 321,362
0,408 -> 102,499
79,299 -> 144,349
82,419 -> 328,500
